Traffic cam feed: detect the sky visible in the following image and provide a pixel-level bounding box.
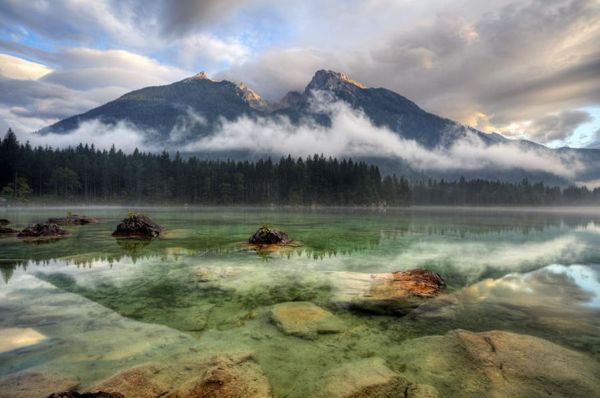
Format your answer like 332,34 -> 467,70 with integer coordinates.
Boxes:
0,0 -> 599,148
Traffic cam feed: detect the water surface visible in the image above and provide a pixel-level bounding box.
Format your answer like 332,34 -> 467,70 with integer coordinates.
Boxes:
1,207 -> 600,396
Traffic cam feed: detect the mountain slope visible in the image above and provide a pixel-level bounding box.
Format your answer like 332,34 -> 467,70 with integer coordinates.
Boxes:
276,70 -> 494,147
42,69 -> 491,149
42,72 -> 264,138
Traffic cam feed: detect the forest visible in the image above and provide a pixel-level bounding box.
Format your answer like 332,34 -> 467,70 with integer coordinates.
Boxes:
1,129 -> 599,206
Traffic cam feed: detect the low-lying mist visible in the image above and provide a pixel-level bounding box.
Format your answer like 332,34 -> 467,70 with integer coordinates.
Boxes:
20,94 -> 585,180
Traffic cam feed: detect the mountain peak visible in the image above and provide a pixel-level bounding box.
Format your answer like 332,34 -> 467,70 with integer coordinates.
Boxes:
184,71 -> 210,82
306,70 -> 366,92
237,82 -> 271,112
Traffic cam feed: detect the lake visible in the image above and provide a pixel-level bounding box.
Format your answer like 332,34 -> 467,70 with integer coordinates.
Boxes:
1,207 -> 600,397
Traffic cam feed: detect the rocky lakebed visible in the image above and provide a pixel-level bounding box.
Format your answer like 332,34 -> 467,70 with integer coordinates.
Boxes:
0,207 -> 599,397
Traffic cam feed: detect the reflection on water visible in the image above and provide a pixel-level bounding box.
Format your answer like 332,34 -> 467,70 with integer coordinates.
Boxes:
1,207 -> 600,397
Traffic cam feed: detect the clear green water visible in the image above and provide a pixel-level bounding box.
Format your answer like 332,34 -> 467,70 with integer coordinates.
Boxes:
1,207 -> 600,397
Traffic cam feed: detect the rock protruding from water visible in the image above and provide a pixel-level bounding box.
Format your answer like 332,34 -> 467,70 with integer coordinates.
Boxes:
271,301 -> 345,339
0,371 -> 79,398
48,214 -> 98,225
112,214 -> 163,238
17,223 -> 70,239
0,219 -> 17,234
168,354 -> 272,398
397,329 -> 600,398
249,226 -> 290,245
332,269 -> 445,315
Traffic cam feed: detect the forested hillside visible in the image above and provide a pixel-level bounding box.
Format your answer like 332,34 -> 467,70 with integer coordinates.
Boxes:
1,129 -> 599,206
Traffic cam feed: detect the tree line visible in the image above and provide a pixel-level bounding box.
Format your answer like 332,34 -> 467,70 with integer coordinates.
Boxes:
0,129 -> 409,205
1,129 -> 599,206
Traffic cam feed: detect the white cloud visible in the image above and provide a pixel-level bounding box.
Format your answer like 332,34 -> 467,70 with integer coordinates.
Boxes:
0,54 -> 52,80
183,93 -> 584,178
16,119 -> 150,152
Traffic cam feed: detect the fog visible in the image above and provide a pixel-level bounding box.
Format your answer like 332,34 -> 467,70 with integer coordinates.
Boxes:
17,94 -> 585,179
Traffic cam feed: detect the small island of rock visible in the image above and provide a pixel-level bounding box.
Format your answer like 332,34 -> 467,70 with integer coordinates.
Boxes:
17,223 -> 70,239
112,213 -> 163,238
248,226 -> 291,245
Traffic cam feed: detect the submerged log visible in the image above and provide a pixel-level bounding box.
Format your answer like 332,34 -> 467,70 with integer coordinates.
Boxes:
17,223 -> 70,239
331,269 -> 445,315
112,214 -> 163,238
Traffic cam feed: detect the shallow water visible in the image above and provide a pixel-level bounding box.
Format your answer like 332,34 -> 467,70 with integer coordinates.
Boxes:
1,207 -> 600,397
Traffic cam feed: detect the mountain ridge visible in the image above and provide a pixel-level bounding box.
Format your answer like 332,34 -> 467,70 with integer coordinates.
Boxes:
39,69 -> 600,185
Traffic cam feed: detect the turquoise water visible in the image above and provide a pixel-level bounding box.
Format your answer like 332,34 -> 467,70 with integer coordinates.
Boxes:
1,207 -> 599,396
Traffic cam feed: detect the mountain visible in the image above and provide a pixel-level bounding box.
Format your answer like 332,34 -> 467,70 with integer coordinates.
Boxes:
43,72 -> 265,138
43,69 -> 492,149
41,69 -> 600,185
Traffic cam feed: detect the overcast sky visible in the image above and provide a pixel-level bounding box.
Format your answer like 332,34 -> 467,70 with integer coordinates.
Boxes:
0,0 -> 599,147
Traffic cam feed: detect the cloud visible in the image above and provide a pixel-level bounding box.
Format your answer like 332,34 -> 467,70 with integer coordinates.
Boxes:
9,93 -> 584,180
0,50 -> 191,132
1,0 -> 599,147
528,110 -> 593,142
0,54 -> 52,80
216,0 -> 600,142
158,0 -> 249,36
16,119 -> 150,152
183,93 -> 584,178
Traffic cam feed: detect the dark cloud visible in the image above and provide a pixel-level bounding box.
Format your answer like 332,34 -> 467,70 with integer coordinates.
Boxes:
528,110 -> 593,142
158,0 -> 247,36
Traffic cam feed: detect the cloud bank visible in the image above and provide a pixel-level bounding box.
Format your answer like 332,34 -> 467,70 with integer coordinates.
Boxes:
17,94 -> 583,180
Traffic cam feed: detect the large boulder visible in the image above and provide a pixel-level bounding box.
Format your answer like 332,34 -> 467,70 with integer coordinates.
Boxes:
48,214 -> 98,225
271,301 -> 345,339
397,329 -> 600,398
249,226 -> 291,245
0,371 -> 79,398
167,354 -> 272,398
112,214 -> 163,238
331,269 -> 445,315
17,223 -> 70,239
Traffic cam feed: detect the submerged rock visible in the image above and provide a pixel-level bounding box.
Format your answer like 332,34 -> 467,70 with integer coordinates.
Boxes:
316,357 -> 417,398
249,226 -> 291,245
47,392 -> 123,398
89,364 -> 167,398
167,354 -> 272,398
331,269 -> 445,315
48,214 -> 98,225
0,218 -> 10,226
0,371 -> 79,398
17,223 -> 70,239
271,301 -> 345,339
397,329 -> 600,398
112,214 -> 163,238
